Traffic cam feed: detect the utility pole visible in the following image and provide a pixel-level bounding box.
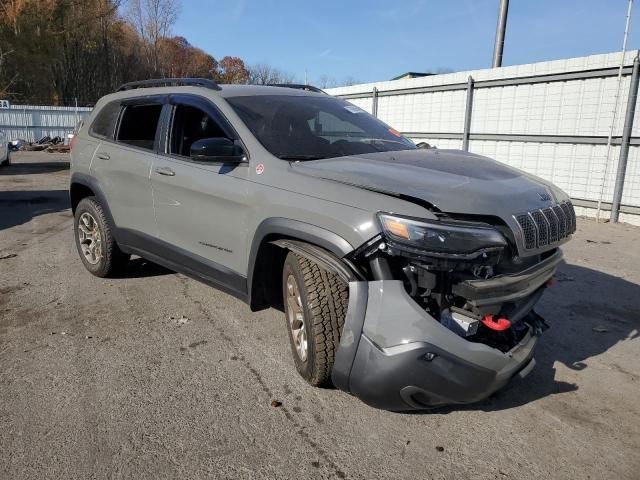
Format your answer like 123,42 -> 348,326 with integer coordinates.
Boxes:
596,0 -> 633,222
492,0 -> 509,68
611,55 -> 639,223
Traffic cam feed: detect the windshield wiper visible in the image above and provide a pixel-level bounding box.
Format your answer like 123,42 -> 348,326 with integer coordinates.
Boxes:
278,154 -> 326,161
361,138 -> 409,146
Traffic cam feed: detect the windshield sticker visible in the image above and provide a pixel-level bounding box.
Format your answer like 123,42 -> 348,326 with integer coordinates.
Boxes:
388,128 -> 402,137
344,105 -> 365,114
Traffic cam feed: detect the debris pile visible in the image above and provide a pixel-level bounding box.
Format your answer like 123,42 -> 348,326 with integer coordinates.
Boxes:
9,135 -> 69,153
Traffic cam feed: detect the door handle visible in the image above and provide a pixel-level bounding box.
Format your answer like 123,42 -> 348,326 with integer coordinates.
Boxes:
155,167 -> 175,177
96,153 -> 110,160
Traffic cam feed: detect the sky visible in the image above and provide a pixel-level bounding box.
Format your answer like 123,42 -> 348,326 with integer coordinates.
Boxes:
174,0 -> 639,84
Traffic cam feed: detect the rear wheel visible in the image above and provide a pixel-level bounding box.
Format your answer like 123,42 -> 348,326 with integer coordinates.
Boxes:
74,197 -> 128,277
282,252 -> 349,387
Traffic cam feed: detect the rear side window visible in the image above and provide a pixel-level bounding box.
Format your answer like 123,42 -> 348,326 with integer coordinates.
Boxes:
116,104 -> 162,150
89,101 -> 121,139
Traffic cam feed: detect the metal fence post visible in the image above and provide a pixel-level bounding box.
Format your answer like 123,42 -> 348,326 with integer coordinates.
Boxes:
372,87 -> 378,117
611,55 -> 639,223
462,76 -> 474,151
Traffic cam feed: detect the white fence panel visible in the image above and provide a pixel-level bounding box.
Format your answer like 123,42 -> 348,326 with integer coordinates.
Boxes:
0,104 -> 93,143
327,50 -> 640,224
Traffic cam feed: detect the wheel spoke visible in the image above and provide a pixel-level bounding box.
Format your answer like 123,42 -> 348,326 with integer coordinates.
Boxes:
78,222 -> 91,235
77,212 -> 103,265
285,273 -> 308,362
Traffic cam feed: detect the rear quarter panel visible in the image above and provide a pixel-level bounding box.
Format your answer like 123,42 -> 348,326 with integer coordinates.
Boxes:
70,108 -> 100,177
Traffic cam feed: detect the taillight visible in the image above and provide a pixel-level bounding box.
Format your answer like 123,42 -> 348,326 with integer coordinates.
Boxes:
70,120 -> 83,151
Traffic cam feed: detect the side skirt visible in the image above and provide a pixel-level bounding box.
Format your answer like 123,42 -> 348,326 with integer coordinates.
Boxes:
117,228 -> 249,303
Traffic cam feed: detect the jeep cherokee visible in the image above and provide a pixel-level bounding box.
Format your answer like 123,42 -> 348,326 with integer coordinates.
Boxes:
70,78 -> 574,410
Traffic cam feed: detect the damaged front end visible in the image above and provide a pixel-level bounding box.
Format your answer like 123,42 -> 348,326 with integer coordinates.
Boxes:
332,212 -> 563,410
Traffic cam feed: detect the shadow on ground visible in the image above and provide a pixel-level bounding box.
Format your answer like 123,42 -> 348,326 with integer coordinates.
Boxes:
113,257 -> 173,279
0,190 -> 70,230
0,161 -> 70,176
432,260 -> 639,413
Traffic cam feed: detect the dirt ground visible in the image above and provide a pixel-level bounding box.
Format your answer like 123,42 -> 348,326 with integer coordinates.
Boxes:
1,151 -> 639,480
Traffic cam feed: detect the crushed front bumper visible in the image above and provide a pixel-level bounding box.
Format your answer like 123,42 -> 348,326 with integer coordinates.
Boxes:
332,281 -> 545,410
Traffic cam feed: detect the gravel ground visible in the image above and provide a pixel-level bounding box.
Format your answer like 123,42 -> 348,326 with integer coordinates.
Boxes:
1,151 -> 639,480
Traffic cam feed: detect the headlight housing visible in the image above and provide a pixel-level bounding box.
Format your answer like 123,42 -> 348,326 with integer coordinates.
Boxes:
377,213 -> 507,259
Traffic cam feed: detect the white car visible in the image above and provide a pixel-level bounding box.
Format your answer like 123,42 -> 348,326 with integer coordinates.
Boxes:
0,130 -> 10,166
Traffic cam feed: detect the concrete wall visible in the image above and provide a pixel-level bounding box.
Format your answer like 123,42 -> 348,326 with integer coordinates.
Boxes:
327,51 -> 640,225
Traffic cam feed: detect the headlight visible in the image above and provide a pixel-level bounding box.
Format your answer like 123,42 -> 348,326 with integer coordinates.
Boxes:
377,213 -> 507,258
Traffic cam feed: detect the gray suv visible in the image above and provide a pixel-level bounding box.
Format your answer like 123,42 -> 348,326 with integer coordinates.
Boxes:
70,78 -> 574,410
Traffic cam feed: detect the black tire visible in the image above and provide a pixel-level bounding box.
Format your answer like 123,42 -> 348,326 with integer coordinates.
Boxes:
1,149 -> 9,166
282,252 -> 349,387
74,196 -> 128,277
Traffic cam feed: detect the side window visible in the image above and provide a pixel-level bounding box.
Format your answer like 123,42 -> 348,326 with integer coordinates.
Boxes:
169,104 -> 228,157
89,101 -> 121,139
116,104 -> 162,150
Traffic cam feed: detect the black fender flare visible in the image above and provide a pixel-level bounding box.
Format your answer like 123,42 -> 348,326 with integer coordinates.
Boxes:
247,218 -> 357,302
69,172 -> 118,236
270,239 -> 357,283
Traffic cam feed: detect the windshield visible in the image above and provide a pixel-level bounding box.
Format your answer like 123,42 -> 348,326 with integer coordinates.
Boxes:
226,94 -> 416,160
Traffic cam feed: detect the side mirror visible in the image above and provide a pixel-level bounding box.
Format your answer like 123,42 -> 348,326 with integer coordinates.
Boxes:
190,137 -> 246,163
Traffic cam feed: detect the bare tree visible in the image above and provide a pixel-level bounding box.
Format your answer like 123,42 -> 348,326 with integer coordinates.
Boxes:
340,76 -> 361,87
0,48 -> 17,97
247,62 -> 295,85
317,74 -> 337,89
128,0 -> 180,75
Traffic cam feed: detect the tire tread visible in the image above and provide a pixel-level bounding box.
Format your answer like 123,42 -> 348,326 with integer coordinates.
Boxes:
291,253 -> 349,387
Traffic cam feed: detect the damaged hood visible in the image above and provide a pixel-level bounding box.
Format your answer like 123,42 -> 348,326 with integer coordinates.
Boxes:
291,149 -> 568,217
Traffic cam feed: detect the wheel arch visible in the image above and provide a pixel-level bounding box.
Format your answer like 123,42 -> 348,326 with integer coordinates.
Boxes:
70,173 -> 117,233
247,218 -> 361,312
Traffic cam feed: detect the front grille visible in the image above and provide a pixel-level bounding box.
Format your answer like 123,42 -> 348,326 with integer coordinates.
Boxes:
514,201 -> 576,250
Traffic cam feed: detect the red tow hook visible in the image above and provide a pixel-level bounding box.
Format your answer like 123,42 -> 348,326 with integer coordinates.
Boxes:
481,314 -> 512,331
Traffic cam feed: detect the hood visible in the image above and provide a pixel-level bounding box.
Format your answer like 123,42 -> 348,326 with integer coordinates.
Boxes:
291,149 -> 568,219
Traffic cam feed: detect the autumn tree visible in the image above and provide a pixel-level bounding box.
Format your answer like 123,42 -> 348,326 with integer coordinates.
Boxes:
158,36 -> 217,78
216,56 -> 249,84
0,0 -> 288,104
1,0 -> 27,35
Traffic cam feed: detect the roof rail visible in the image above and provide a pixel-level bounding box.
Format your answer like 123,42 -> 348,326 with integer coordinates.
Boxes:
117,78 -> 221,92
266,83 -> 326,94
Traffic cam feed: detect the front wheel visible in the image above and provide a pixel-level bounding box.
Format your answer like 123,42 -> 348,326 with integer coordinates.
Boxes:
282,252 -> 349,387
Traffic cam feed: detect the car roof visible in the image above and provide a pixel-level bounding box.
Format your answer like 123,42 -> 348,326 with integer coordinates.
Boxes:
97,84 -> 328,106
216,84 -> 326,98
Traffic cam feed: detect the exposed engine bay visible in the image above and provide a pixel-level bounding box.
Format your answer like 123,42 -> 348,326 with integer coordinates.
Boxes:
349,212 -> 560,353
